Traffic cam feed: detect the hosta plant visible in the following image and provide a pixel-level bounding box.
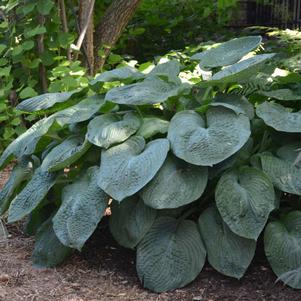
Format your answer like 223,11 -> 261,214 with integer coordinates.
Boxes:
1,35 -> 301,292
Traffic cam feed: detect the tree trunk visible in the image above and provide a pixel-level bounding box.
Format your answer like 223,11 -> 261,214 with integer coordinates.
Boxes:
78,0 -> 95,75
94,0 -> 141,72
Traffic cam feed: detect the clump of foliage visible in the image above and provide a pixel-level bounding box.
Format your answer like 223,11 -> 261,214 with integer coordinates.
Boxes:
2,35 -> 301,292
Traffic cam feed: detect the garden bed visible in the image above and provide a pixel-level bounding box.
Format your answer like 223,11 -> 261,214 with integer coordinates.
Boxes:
0,170 -> 300,301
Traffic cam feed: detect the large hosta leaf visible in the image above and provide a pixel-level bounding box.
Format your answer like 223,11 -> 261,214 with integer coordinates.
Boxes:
109,197 -> 156,249
53,95 -> 105,126
260,89 -> 301,101
86,112 -> 141,148
90,66 -> 144,85
0,157 -> 32,215
32,218 -> 73,268
8,168 -> 56,223
199,54 -> 275,86
98,136 -> 169,201
191,36 -> 262,68
258,146 -> 301,195
215,167 -> 275,240
198,207 -> 256,279
136,117 -> 169,139
140,155 -> 208,209
264,211 -> 301,289
16,90 -> 78,112
0,117 -> 55,169
105,76 -> 188,105
148,60 -> 181,82
136,216 -> 206,292
41,136 -> 91,172
53,167 -> 109,250
167,108 -> 250,166
256,101 -> 301,132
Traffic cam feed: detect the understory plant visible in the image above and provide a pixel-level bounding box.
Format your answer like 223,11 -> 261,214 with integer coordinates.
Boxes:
1,35 -> 301,292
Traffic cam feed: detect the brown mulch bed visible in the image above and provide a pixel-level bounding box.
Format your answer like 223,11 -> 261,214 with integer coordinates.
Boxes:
0,169 -> 301,301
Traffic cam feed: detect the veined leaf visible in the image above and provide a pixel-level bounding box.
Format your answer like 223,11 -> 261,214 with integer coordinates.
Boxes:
90,66 -> 144,85
256,101 -> 301,132
136,117 -> 169,139
215,167 -> 275,240
0,117 -> 55,169
16,90 -> 78,112
98,136 -> 169,202
8,168 -> 56,223
0,157 -> 33,215
199,54 -> 275,86
109,197 -> 156,249
32,218 -> 73,268
136,216 -> 206,292
53,167 -> 109,250
148,60 -> 181,82
140,155 -> 208,209
167,108 -> 250,166
199,207 -> 256,279
105,76 -> 189,105
260,89 -> 301,101
41,136 -> 91,172
86,112 -> 141,149
191,36 -> 262,68
53,95 -> 105,126
264,211 -> 301,289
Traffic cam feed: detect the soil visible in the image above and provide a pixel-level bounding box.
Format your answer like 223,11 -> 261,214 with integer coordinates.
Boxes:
0,168 -> 301,301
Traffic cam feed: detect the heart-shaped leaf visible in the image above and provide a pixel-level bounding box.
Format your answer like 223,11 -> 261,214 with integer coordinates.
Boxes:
191,36 -> 262,68
140,155 -> 208,209
136,117 -> 169,139
109,197 -> 156,249
215,167 -> 275,240
32,218 -> 73,268
8,168 -> 56,223
86,112 -> 141,148
41,136 -> 91,172
105,76 -> 188,105
199,207 -> 256,279
168,108 -> 250,166
136,216 -> 206,292
256,101 -> 301,132
98,136 -> 169,201
264,211 -> 301,289
53,166 -> 109,250
90,66 -> 144,85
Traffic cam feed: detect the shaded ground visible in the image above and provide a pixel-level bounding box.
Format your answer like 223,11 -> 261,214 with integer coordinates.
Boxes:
0,169 -> 300,301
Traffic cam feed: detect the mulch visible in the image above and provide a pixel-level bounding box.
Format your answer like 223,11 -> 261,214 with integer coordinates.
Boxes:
0,168 -> 300,301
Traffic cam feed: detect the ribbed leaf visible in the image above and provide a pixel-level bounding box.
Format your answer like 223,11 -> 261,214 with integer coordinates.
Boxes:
256,101 -> 301,132
32,218 -> 73,268
140,155 -> 208,209
168,108 -> 250,166
105,76 -> 188,105
215,167 -> 275,240
0,157 -> 32,215
41,136 -> 91,172
260,89 -> 301,101
98,136 -> 169,201
264,211 -> 301,289
109,197 -> 156,249
199,54 -> 275,86
0,117 -> 55,169
136,117 -> 169,139
136,217 -> 206,292
148,60 -> 181,82
53,167 -> 109,250
53,95 -> 105,126
198,207 -> 256,279
90,66 -> 144,85
258,146 -> 301,195
8,168 -> 56,223
16,90 -> 77,112
86,112 -> 141,148
191,36 -> 262,68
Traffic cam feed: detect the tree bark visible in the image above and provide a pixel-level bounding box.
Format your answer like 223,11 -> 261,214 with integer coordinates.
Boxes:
59,0 -> 72,61
94,0 -> 141,72
78,0 -> 95,75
